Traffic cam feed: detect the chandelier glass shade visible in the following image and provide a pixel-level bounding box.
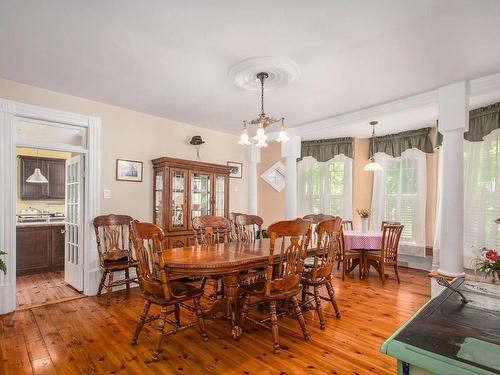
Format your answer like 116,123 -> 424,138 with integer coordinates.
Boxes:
239,72 -> 288,148
364,120 -> 383,172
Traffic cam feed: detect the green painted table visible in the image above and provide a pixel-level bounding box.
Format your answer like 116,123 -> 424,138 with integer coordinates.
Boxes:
381,278 -> 500,375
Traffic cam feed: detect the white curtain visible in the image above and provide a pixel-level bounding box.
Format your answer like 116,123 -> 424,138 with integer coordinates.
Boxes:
298,154 -> 353,220
463,128 -> 500,268
371,149 -> 427,257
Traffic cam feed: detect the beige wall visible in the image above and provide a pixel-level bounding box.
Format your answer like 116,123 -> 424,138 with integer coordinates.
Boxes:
1,78 -> 248,221
352,138 -> 374,230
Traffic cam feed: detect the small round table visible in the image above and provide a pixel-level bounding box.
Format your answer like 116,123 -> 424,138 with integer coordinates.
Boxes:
342,230 -> 383,279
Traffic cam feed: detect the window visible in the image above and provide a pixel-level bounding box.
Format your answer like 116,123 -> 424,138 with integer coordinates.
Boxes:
464,129 -> 500,264
371,149 -> 426,256
298,155 -> 353,219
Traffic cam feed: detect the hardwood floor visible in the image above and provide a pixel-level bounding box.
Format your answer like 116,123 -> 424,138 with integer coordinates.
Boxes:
16,271 -> 83,310
1,267 -> 430,374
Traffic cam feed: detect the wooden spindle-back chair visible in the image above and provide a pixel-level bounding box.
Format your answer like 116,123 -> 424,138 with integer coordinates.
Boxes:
365,224 -> 404,284
300,219 -> 342,329
239,218 -> 312,353
381,221 -> 402,230
235,214 -> 264,243
341,220 -> 353,232
93,214 -> 137,305
129,220 -> 207,361
229,212 -> 243,241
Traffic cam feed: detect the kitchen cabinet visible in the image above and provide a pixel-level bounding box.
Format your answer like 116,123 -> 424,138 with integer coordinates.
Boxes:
152,157 -> 230,247
16,224 -> 65,275
19,156 -> 66,200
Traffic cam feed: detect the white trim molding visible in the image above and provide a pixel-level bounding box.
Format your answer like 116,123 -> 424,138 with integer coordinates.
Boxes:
0,98 -> 101,314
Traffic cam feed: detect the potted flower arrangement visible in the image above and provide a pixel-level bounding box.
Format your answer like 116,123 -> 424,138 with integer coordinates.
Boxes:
0,250 -> 6,275
473,248 -> 500,281
356,208 -> 371,233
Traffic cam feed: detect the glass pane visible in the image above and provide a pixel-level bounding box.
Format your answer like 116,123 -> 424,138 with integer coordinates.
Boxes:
191,173 -> 211,218
171,170 -> 185,228
215,175 -> 225,217
384,159 -> 401,195
329,161 -> 344,195
17,120 -> 87,148
154,171 -> 164,226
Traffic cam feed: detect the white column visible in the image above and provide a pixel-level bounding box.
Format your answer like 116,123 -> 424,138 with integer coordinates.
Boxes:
437,81 -> 468,278
281,135 -> 301,219
247,143 -> 260,215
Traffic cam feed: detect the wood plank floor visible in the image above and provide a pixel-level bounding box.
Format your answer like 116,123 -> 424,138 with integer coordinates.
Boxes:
16,271 -> 83,310
1,267 -> 430,375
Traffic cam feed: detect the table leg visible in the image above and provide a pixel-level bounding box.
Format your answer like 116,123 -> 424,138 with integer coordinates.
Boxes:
223,273 -> 242,340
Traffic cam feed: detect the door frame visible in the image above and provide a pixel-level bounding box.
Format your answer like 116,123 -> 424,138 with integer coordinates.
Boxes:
0,99 -> 101,314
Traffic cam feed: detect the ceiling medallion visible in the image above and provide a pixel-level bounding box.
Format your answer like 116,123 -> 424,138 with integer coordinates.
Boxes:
230,57 -> 300,148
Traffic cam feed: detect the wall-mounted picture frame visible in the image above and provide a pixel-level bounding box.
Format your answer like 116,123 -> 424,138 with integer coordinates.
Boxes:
116,159 -> 143,182
227,161 -> 243,179
260,161 -> 285,192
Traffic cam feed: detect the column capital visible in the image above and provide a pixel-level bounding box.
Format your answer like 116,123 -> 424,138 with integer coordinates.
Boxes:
247,142 -> 261,164
281,135 -> 301,159
438,81 -> 469,133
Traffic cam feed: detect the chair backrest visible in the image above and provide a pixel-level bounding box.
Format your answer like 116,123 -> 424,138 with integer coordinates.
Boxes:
130,220 -> 174,301
309,218 -> 342,280
235,214 -> 264,242
302,213 -> 336,225
341,220 -> 353,232
265,218 -> 312,295
381,221 -> 402,231
192,215 -> 232,245
93,214 -> 133,265
381,224 -> 404,263
229,212 -> 244,241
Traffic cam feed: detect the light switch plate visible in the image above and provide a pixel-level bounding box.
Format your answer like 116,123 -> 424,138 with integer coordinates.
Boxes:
103,189 -> 111,199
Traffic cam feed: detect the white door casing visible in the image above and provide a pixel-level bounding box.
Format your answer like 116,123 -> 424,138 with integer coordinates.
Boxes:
65,154 -> 84,291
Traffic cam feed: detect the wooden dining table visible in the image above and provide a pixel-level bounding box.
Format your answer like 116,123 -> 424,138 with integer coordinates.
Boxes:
160,238 -> 315,340
343,230 -> 383,279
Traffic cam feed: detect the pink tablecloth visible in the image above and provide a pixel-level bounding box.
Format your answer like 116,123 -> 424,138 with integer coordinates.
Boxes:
343,230 -> 382,250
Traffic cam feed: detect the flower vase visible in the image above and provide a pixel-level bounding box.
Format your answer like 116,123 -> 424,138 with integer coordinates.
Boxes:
361,218 -> 369,233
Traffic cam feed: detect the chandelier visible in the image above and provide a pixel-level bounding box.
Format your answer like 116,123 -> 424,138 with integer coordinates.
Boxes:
238,72 -> 289,148
364,121 -> 383,171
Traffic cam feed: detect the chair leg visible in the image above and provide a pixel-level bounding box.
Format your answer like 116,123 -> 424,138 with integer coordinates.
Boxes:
152,306 -> 168,362
269,300 -> 280,353
291,296 -> 310,341
380,263 -> 386,285
125,268 -> 130,291
394,264 -> 400,284
239,293 -> 251,328
97,270 -> 107,297
313,286 -> 326,330
131,300 -> 151,345
325,281 -> 341,318
342,259 -> 346,281
301,284 -> 307,303
193,298 -> 208,341
174,304 -> 181,327
106,271 -> 114,306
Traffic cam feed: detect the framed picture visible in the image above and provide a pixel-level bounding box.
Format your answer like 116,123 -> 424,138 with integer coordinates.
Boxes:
227,161 -> 243,179
116,159 -> 143,182
260,161 -> 285,192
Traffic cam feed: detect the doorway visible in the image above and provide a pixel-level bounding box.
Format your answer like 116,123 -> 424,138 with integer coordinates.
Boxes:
0,99 -> 101,314
15,147 -> 85,310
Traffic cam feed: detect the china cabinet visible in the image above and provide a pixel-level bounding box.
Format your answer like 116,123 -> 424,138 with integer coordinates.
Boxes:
152,157 -> 230,248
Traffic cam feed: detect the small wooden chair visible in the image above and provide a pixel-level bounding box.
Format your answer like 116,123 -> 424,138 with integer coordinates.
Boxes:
235,214 -> 264,242
93,214 -> 138,305
341,220 -> 353,232
365,224 -> 404,284
300,219 -> 342,329
381,221 -> 401,230
340,227 -> 364,281
229,212 -> 244,241
129,220 -> 207,361
303,214 -> 336,241
239,218 -> 312,353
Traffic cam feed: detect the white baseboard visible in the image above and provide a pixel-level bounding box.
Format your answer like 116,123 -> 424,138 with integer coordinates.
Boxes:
398,254 -> 433,271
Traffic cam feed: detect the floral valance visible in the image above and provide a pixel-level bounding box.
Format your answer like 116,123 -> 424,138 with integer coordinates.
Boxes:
464,102 -> 500,142
369,127 -> 433,158
300,137 -> 353,161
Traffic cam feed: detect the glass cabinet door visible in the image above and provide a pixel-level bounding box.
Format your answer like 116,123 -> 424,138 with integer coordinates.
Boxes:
190,172 -> 211,219
215,175 -> 226,217
170,169 -> 188,231
154,170 -> 164,228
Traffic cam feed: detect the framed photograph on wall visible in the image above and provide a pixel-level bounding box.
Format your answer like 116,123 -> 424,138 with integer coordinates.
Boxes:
227,161 -> 243,179
116,159 -> 143,182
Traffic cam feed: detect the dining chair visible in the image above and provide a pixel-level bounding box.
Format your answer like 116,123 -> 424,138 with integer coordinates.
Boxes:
229,212 -> 244,241
365,224 -> 404,284
340,227 -> 364,281
235,214 -> 264,242
192,215 -> 232,299
129,220 -> 207,361
239,218 -> 312,353
93,214 -> 138,305
381,221 -> 401,230
341,220 -> 353,232
300,218 -> 342,329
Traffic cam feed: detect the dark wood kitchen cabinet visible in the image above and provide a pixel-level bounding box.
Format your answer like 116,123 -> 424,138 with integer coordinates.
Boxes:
16,224 -> 65,276
19,156 -> 66,200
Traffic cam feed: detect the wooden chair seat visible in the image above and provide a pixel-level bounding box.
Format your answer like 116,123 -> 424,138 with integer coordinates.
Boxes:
240,281 -> 301,300
143,280 -> 204,305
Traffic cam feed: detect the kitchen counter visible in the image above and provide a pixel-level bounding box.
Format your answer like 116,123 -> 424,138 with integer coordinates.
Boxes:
381,278 -> 500,375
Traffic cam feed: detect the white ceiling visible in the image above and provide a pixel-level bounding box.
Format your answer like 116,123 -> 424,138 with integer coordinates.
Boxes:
1,0 -> 500,138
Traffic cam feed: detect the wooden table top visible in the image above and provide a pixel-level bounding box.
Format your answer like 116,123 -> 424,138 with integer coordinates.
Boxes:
160,238 -> 309,275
